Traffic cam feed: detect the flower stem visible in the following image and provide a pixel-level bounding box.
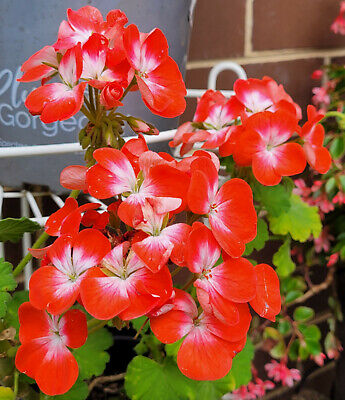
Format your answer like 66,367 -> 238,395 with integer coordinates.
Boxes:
13,369 -> 19,398
13,190 -> 80,278
88,319 -> 108,334
323,111 -> 345,122
120,77 -> 136,102
13,231 -> 50,278
134,317 -> 149,340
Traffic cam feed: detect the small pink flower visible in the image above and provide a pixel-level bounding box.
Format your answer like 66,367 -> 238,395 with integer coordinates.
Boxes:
327,252 -> 339,267
333,191 -> 345,204
312,87 -> 330,107
229,386 -> 256,400
311,70 -> 323,80
314,227 -> 334,253
265,360 -> 301,387
314,194 -> 335,214
294,179 -> 312,198
331,1 -> 345,35
248,378 -> 275,397
311,352 -> 326,366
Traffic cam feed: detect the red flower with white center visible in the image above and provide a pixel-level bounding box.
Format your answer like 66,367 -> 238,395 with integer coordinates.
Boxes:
81,33 -> 128,93
18,46 -> 58,83
25,44 -> 87,123
299,106 -> 332,174
45,197 -> 100,237
132,198 -> 191,272
182,95 -> 244,150
86,148 -> 189,226
233,110 -> 306,186
80,241 -> 172,320
249,263 -> 281,322
234,77 -> 301,119
187,222 -> 256,324
29,229 -> 111,315
60,165 -> 88,191
150,289 -> 251,380
15,302 -> 87,396
123,24 -> 186,117
54,6 -> 128,51
188,157 -> 257,257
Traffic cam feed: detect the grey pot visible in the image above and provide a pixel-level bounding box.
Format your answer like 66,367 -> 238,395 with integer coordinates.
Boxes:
0,0 -> 194,190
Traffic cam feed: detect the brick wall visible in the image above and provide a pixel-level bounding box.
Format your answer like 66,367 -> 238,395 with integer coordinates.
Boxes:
184,0 -> 345,120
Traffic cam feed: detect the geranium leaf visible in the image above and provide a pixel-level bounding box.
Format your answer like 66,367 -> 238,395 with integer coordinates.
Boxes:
0,218 -> 41,243
73,327 -> 113,379
268,195 -> 321,242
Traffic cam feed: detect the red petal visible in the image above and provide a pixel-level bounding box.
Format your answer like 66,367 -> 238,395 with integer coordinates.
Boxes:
29,266 -> 80,315
80,267 -> 130,320
187,223 -> 221,273
45,198 -> 78,236
150,310 -> 194,344
18,302 -> 50,343
60,165 -> 87,191
250,263 -> 281,321
177,327 -> 234,380
60,309 -> 87,349
210,257 -> 257,303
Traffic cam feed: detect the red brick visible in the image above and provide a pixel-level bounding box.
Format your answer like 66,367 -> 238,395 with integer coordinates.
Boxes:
253,0 -> 345,51
188,0 -> 245,61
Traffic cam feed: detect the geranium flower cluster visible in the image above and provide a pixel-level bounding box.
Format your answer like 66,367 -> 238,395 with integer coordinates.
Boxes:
15,133 -> 281,394
19,5 -> 186,124
171,78 -> 332,185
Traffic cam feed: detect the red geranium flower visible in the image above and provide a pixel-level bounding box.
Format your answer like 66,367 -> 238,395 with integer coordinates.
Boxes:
123,24 -> 186,117
29,229 -> 111,314
15,303 -> 87,396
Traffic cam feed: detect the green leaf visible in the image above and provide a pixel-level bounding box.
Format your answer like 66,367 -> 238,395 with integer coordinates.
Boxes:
273,239 -> 296,278
0,218 -> 41,243
0,293 -> 11,319
125,356 -> 196,400
4,291 -> 29,338
325,177 -> 336,194
268,194 -> 322,242
253,183 -> 291,217
330,136 -> 345,159
278,320 -> 292,335
50,380 -> 88,400
229,338 -> 254,388
270,340 -> 286,359
0,260 -> 16,292
244,219 -> 269,255
131,316 -> 149,334
73,327 -> 113,379
299,324 -> 321,341
0,387 -> 14,400
264,327 -> 282,340
165,339 -> 183,360
288,340 -> 299,361
306,339 -> 321,355
293,306 -> 315,322
125,356 -> 236,400
285,290 -> 303,304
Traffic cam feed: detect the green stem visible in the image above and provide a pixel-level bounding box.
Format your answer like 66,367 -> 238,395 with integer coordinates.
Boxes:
88,85 -> 96,115
134,317 -> 149,340
323,111 -> 345,122
88,319 -> 108,334
13,369 -> 19,398
171,266 -> 183,278
69,190 -> 80,199
13,232 -> 50,278
120,77 -> 136,102
13,190 -> 80,278
81,105 -> 97,125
